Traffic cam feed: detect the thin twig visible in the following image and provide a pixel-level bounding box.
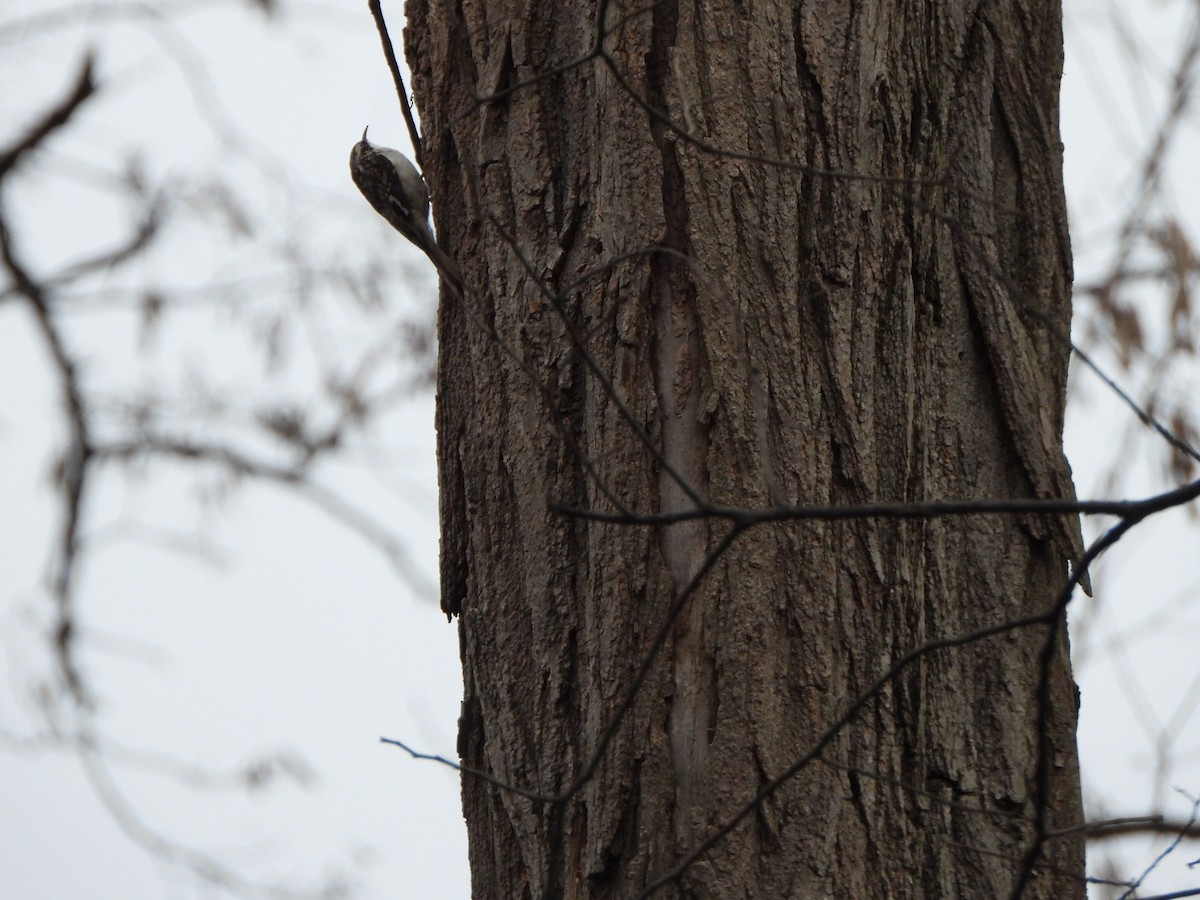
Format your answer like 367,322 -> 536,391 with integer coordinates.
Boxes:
367,0 -> 423,165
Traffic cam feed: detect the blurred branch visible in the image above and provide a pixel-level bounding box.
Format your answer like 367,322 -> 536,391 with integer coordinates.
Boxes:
0,52 -> 95,179
0,56 -> 101,699
97,435 -> 438,600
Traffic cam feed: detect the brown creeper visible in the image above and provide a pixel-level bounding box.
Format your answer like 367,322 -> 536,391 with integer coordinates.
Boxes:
349,128 -> 461,289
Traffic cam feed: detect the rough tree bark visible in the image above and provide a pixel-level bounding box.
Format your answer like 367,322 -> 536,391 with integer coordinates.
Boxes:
405,0 -> 1085,896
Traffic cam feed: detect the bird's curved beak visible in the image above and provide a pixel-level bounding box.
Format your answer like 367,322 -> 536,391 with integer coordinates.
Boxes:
361,126 -> 370,144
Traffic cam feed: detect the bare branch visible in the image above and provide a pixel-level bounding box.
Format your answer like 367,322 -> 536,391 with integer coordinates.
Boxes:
0,53 -> 95,179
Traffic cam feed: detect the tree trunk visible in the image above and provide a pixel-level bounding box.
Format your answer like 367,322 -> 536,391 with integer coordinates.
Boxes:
406,0 -> 1085,896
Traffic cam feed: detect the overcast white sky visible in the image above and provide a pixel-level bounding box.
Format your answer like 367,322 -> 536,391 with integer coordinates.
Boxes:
1,1 -> 1199,898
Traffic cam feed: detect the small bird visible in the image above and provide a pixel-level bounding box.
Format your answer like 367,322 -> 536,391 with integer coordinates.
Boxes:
349,127 -> 461,289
